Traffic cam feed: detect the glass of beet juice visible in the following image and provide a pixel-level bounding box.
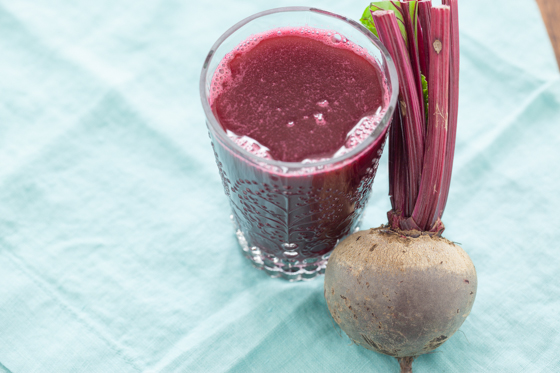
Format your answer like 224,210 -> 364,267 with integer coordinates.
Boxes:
200,7 -> 398,281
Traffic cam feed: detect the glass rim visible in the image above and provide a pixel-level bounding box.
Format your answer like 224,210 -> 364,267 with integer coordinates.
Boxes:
199,6 -> 399,171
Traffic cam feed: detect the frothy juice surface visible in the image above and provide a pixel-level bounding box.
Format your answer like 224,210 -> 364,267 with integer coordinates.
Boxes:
210,29 -> 388,163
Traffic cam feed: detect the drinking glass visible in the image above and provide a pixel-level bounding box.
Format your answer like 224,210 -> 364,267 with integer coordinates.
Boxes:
200,7 -> 398,281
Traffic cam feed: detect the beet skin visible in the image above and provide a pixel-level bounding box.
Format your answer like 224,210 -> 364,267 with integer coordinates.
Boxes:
324,227 -> 477,358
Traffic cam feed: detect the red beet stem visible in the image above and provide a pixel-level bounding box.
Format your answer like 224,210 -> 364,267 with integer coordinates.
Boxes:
437,0 -> 460,223
388,109 -> 407,217
371,10 -> 425,218
417,1 -> 433,81
400,1 -> 424,122
416,16 -> 426,80
411,6 -> 451,230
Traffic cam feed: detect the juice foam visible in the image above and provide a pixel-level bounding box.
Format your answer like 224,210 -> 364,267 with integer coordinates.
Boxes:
210,27 -> 389,163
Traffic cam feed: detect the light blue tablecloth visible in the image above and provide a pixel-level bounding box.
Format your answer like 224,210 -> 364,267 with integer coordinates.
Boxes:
1,0 -> 559,372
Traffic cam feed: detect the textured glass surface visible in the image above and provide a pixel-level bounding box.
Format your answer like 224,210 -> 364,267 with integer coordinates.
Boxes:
201,8 -> 397,279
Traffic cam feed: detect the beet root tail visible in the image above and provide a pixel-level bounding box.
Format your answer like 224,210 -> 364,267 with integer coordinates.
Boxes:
398,356 -> 415,373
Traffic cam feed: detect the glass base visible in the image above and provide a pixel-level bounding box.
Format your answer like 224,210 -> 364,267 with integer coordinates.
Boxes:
233,225 -> 330,282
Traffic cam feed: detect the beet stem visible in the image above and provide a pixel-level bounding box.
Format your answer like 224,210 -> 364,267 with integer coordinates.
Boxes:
410,6 -> 451,230
388,109 -> 407,216
362,1 -> 458,233
371,10 -> 425,218
400,1 -> 425,122
418,1 -> 433,80
436,0 -> 460,223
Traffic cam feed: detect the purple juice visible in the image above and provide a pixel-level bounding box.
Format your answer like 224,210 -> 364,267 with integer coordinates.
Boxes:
207,27 -> 391,279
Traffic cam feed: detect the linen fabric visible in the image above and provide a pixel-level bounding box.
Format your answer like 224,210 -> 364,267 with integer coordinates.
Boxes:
0,0 -> 559,372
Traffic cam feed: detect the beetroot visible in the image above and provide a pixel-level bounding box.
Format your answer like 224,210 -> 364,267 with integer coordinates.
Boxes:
325,228 -> 476,370
325,2 -> 475,372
